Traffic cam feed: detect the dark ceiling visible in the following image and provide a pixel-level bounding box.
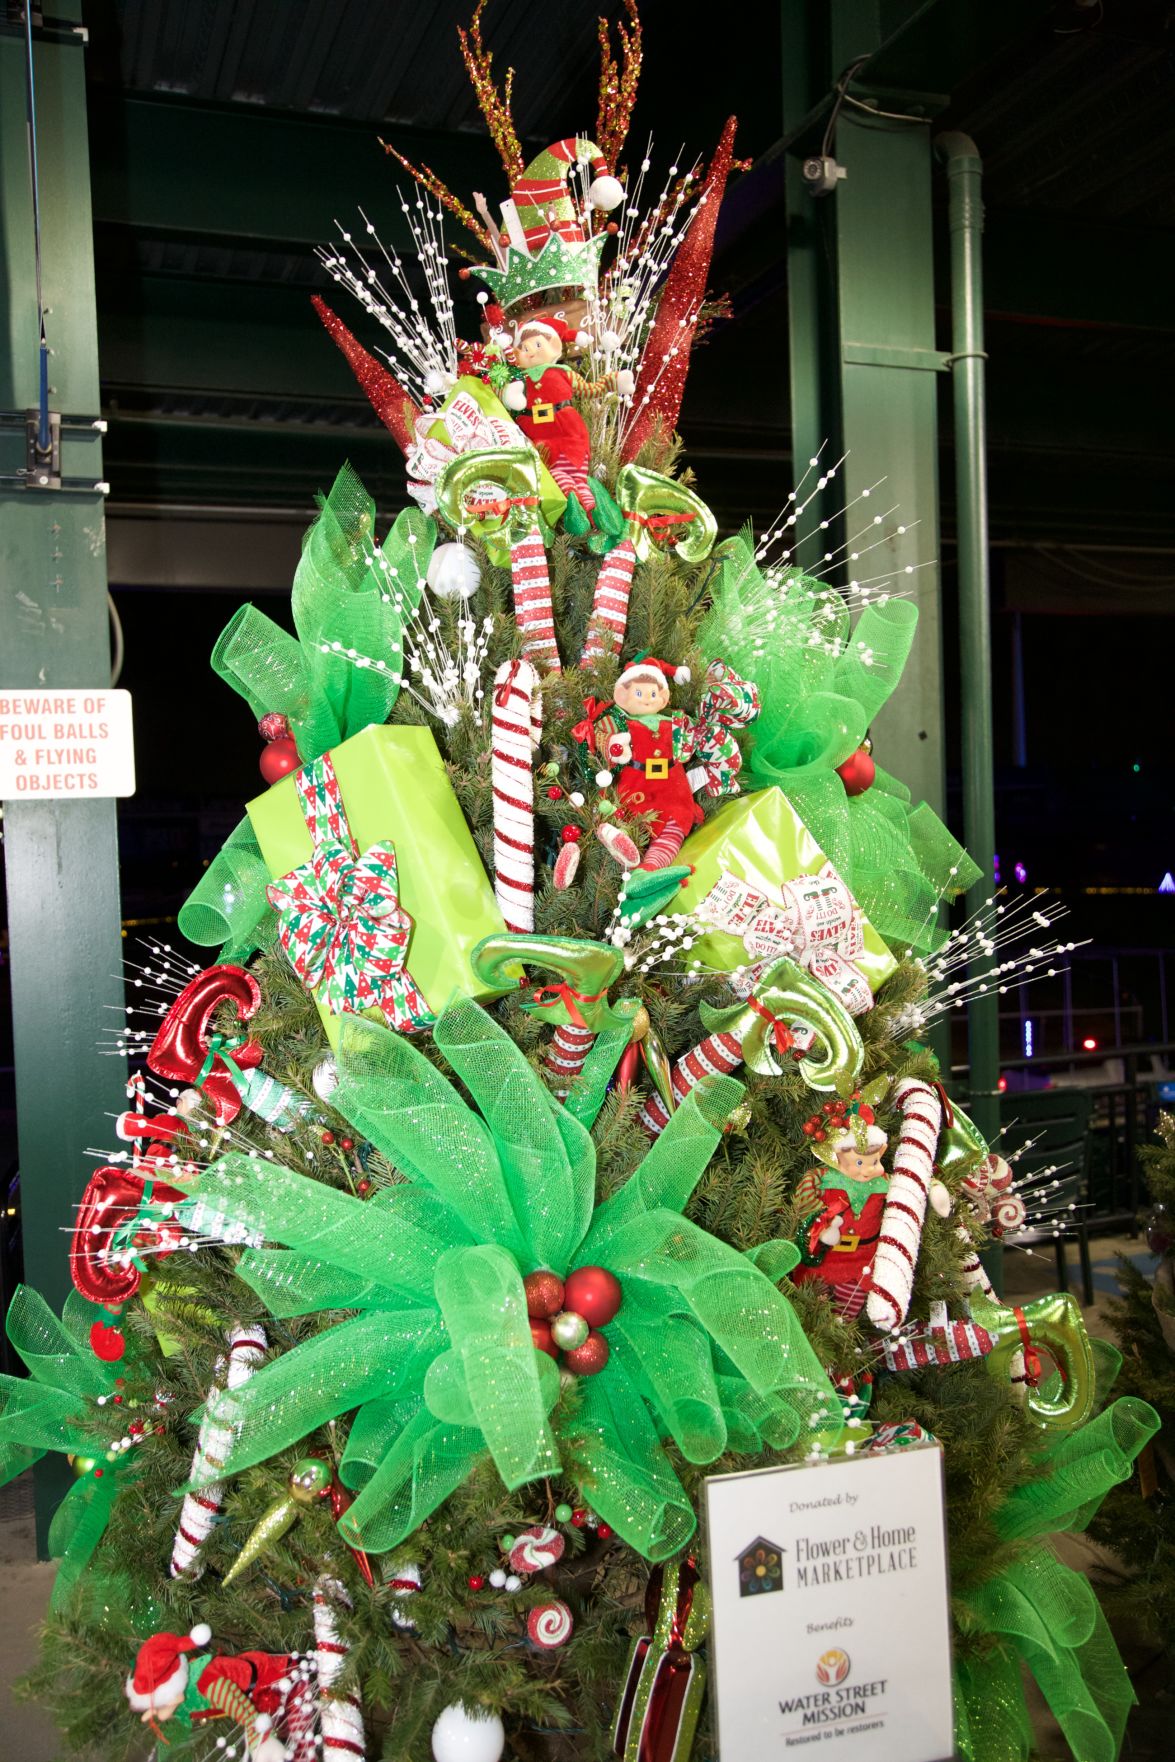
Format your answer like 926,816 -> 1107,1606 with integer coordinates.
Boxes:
75,0 -> 1175,553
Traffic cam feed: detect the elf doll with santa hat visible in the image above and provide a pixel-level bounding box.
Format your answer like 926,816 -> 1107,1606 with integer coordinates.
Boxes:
792,1089 -> 893,1321
125,1623 -> 301,1759
577,653 -> 703,873
500,313 -> 633,521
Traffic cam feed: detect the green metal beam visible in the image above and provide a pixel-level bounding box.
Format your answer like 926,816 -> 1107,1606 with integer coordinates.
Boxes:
0,9 -> 126,1553
87,92 -> 506,249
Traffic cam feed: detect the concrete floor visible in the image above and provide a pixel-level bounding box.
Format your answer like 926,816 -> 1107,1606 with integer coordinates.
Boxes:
0,1233 -> 1161,1761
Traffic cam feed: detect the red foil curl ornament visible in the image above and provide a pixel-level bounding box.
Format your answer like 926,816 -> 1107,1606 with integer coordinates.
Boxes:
70,1166 -> 186,1305
147,964 -> 263,1126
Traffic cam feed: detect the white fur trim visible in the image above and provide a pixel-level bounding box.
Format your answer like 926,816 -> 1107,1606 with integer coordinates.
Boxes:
517,318 -> 560,341
189,1622 -> 212,1646
675,664 -> 691,683
615,661 -> 669,690
126,1658 -> 189,1712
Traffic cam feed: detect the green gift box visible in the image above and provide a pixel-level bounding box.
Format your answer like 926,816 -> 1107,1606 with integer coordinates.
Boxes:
247,723 -> 510,1047
667,788 -> 897,1005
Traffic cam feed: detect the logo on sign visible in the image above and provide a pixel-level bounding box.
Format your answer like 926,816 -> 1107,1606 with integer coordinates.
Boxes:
815,1649 -> 851,1686
735,1536 -> 785,1597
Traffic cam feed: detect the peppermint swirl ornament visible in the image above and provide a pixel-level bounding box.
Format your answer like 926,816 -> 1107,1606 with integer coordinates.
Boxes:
527,1599 -> 574,1649
509,1524 -> 565,1574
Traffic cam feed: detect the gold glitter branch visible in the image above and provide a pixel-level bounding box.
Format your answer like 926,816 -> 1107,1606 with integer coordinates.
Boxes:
458,0 -> 525,184
596,0 -> 643,172
378,140 -> 493,255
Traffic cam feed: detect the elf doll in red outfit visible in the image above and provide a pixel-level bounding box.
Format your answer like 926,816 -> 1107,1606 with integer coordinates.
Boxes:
792,1091 -> 891,1321
578,654 -> 703,872
125,1624 -> 303,1759
501,314 -> 633,520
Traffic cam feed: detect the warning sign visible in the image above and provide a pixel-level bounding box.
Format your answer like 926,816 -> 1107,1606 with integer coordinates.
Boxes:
0,689 -> 136,799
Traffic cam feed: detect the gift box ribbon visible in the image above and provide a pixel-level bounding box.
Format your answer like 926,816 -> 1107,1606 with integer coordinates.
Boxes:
266,752 -> 433,1030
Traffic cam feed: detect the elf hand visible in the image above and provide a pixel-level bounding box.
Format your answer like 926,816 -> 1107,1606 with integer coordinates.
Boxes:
503,380 -> 527,413
929,1178 -> 952,1218
818,1214 -> 845,1248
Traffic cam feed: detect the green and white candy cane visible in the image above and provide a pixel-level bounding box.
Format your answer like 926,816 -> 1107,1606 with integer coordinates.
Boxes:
582,465 -> 718,665
472,932 -> 628,1097
436,446 -> 561,670
639,956 -> 863,1136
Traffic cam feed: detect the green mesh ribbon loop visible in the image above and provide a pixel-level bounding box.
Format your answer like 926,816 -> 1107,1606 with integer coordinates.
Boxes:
700,538 -> 980,951
180,468 -> 435,957
170,995 -> 842,1559
954,1395 -> 1160,1762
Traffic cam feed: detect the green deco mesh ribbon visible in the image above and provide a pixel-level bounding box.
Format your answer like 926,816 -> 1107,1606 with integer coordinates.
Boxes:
0,1286 -> 126,1612
700,535 -> 981,951
171,995 -> 840,1560
955,1394 -> 1159,1762
178,466 -> 435,958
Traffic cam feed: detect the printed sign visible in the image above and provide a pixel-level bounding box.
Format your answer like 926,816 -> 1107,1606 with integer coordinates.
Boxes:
704,1442 -> 953,1762
0,688 -> 136,799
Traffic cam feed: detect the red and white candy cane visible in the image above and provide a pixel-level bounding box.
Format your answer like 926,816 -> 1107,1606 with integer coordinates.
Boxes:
880,1301 -> 995,1371
436,447 -> 562,672
639,1029 -> 742,1134
313,1577 -> 366,1761
490,659 -> 541,933
865,1077 -> 943,1333
509,519 -> 561,672
581,536 -> 636,665
170,1323 -> 267,1579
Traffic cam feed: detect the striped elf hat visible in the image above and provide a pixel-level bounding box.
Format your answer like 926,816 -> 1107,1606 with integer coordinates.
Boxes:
474,137 -> 623,313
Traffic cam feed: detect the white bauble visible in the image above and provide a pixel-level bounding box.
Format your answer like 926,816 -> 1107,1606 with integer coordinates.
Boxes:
427,542 -> 482,601
311,1056 -> 338,1102
430,1703 -> 506,1762
588,174 -> 624,212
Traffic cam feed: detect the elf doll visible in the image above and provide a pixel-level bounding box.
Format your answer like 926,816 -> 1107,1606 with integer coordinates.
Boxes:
501,314 -> 633,519
125,1624 -> 302,1760
792,1089 -> 891,1321
578,654 -> 704,873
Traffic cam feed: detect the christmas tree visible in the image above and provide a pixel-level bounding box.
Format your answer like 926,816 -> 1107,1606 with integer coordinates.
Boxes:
2,7 -> 1160,1761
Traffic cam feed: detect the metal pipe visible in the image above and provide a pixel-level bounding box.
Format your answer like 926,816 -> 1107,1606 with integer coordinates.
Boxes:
937,131 -> 999,1149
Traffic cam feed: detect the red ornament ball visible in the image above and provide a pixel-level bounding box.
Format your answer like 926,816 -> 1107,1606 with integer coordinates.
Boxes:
321,1130 -> 335,1146
563,1266 -> 622,1328
530,1318 -> 558,1359
562,1330 -> 610,1376
597,1523 -> 613,1540
571,1509 -> 587,1528
257,712 -> 290,743
259,736 -> 301,785
545,785 -> 565,800
89,1320 -> 126,1363
835,746 -> 876,797
340,1136 -> 355,1152
524,1270 -> 565,1319
561,825 -> 581,844
357,1179 -> 372,1197
468,1574 -> 486,1590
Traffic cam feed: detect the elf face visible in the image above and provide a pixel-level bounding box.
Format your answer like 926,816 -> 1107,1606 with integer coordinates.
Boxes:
833,1140 -> 887,1184
614,674 -> 670,717
514,329 -> 562,368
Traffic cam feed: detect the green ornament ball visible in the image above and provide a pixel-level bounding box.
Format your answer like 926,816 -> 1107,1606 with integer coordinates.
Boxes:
500,1533 -> 516,1552
289,1456 -> 331,1506
552,1310 -> 591,1351
555,1503 -> 573,1523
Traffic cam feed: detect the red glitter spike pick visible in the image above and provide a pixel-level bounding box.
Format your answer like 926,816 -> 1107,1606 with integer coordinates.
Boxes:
622,116 -> 738,463
311,296 -> 421,456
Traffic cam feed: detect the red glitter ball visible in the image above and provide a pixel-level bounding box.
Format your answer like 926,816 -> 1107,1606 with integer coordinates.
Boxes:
524,1269 -> 565,1319
257,712 -> 290,743
563,1330 -> 610,1377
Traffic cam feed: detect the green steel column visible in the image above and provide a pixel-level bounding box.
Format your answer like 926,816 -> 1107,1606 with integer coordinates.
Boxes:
937,132 -> 999,1147
0,8 -> 126,1551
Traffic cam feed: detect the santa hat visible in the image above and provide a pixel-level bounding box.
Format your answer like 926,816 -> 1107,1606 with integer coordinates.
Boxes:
125,1625 -> 211,1712
515,313 -> 590,351
615,653 -> 691,692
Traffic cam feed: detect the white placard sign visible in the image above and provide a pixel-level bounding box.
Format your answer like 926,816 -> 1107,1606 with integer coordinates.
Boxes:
704,1443 -> 953,1762
0,688 -> 135,800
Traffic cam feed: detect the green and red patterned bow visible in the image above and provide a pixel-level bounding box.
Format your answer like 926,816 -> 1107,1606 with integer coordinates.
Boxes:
266,754 -> 432,1030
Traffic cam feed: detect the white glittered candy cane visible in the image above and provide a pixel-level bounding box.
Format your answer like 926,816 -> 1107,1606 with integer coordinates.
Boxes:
170,1323 -> 267,1578
490,659 -> 541,933
314,1577 -> 366,1761
865,1077 -> 943,1333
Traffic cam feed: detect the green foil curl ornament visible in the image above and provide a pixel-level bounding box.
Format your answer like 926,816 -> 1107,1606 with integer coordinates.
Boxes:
613,464 -> 718,564
698,955 -> 864,1091
169,995 -> 841,1561
471,932 -> 629,1032
435,445 -> 557,568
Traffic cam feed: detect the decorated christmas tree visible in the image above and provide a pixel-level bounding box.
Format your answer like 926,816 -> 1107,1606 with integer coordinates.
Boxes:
2,7 -> 1160,1761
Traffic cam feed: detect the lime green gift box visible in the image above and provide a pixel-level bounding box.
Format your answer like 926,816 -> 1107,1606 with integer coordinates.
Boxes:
668,787 -> 897,992
247,723 -> 510,1046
